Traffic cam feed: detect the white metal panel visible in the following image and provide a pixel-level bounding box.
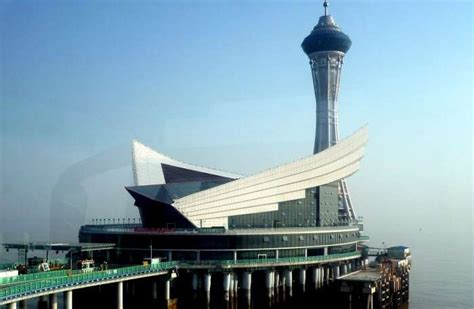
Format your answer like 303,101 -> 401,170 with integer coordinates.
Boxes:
172,126 -> 368,227
131,140 -> 241,186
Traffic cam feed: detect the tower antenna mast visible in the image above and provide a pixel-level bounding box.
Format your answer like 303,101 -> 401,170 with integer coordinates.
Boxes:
323,0 -> 329,16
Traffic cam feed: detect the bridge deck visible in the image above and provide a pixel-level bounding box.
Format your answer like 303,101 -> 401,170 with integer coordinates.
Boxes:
1,251 -> 361,305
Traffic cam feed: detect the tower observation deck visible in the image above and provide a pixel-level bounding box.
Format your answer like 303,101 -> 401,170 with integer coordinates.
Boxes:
301,1 -> 356,220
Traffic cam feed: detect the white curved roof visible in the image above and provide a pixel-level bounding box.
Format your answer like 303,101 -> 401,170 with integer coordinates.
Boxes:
131,140 -> 242,186
173,126 -> 368,228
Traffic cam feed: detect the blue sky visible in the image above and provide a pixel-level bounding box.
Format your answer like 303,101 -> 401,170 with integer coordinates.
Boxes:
0,1 -> 472,243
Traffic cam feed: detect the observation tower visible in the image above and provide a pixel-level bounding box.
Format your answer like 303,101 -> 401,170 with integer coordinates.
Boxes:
302,1 -> 356,220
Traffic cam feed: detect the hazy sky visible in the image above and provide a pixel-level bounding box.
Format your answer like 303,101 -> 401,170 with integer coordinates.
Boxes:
0,0 -> 472,246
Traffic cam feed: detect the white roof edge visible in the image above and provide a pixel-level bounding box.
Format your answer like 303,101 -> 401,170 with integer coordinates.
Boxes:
131,139 -> 243,186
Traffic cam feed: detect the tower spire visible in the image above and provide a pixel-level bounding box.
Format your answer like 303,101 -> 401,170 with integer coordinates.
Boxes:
323,0 -> 329,16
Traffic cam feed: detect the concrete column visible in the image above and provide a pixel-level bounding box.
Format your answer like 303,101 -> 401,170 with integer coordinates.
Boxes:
223,273 -> 231,300
38,296 -> 47,309
242,271 -> 252,300
304,248 -> 308,258
265,270 -> 274,298
299,268 -> 306,293
8,302 -> 17,309
275,250 -> 279,261
334,265 -> 340,278
49,293 -> 58,309
165,280 -> 171,301
311,268 -> 317,289
322,267 -> 326,285
192,272 -> 199,291
233,251 -> 237,263
167,251 -> 172,262
282,269 -> 292,296
274,271 -> 280,290
323,247 -> 328,256
152,281 -> 158,300
233,274 -> 238,297
316,267 -> 320,287
229,274 -> 234,298
203,273 -> 211,299
65,290 -> 73,309
117,281 -> 123,309
343,264 -> 348,275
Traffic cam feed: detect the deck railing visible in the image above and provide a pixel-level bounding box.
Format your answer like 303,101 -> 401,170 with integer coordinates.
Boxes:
0,262 -> 177,302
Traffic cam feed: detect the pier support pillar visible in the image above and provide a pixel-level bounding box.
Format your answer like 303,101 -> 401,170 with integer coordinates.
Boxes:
282,269 -> 292,297
298,268 -> 306,293
343,264 -> 348,275
223,273 -> 231,300
152,281 -> 158,300
165,280 -> 171,301
265,270 -> 274,297
334,265 -> 340,278
192,272 -> 199,292
8,302 -> 17,309
242,271 -> 252,299
38,296 -> 47,309
274,270 -> 280,291
311,268 -> 317,289
203,273 -> 211,300
65,290 -> 73,309
49,293 -> 58,309
117,281 -> 123,309
233,273 -> 239,297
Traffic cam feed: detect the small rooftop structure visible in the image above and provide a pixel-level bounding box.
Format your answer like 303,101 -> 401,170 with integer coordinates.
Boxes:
3,242 -> 116,253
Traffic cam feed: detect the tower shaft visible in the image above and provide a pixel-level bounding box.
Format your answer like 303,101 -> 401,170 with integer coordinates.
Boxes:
309,51 -> 356,221
301,10 -> 356,221
310,51 -> 344,153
